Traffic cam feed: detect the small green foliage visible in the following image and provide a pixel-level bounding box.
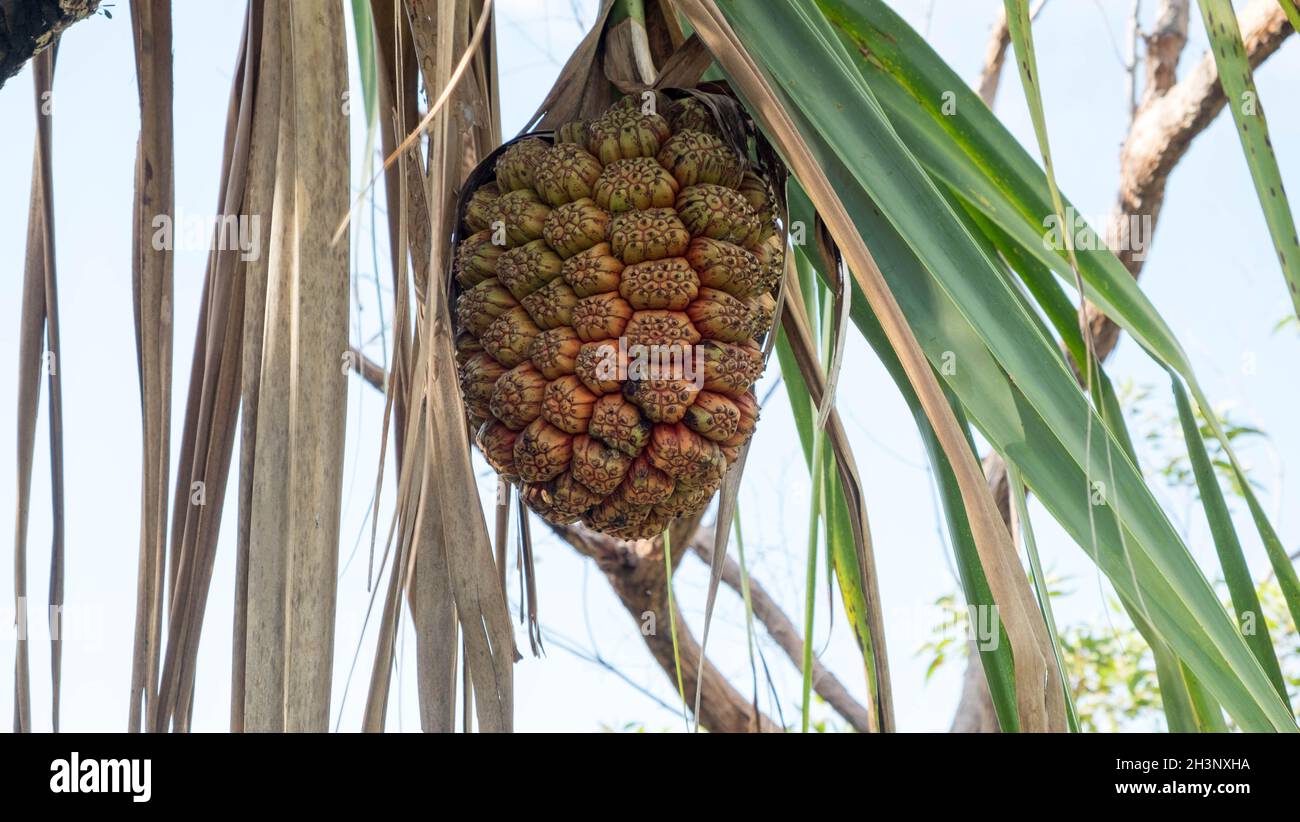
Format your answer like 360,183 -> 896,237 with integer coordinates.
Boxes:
924,580 -> 1299,731
1121,380 -> 1267,500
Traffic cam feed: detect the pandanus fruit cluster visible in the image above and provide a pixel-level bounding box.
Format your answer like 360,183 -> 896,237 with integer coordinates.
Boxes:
453,94 -> 782,539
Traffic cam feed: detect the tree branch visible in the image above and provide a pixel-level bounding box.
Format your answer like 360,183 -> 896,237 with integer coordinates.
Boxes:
976,0 -> 1048,107
552,520 -> 779,732
349,347 -> 387,392
0,0 -> 100,89
690,537 -> 873,732
1091,0 -> 1290,359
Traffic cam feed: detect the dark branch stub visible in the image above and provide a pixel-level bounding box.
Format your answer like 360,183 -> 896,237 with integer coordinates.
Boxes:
0,0 -> 100,89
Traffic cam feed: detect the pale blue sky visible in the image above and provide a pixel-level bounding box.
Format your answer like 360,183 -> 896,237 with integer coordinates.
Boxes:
1,0 -> 1296,732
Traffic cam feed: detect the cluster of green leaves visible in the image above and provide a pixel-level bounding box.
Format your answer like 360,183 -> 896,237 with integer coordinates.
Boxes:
1123,380 -> 1267,501
922,374 -> 1298,730
925,577 -> 1300,733
711,0 -> 1299,731
923,578 -> 1299,732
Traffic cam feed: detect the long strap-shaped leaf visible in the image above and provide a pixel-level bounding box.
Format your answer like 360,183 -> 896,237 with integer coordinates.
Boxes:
817,0 -> 1190,375
154,1 -> 259,731
423,279 -> 516,732
1006,462 -> 1079,732
231,0 -> 284,732
32,48 -> 67,734
14,149 -> 43,734
721,0 -> 1294,729
679,0 -> 1064,731
391,3 -> 460,732
777,250 -> 889,731
804,126 -> 1289,729
1170,373 -> 1288,699
14,46 -> 65,733
998,0 -> 1098,368
243,2 -> 298,731
1281,0 -> 1300,33
790,180 -> 1023,729
126,0 -> 175,734
280,0 -> 353,731
1196,0 -> 1300,319
414,0 -> 514,732
819,0 -> 1300,709
949,184 -> 1218,733
822,0 -> 1300,631
237,1 -> 354,732
801,231 -> 1018,731
1006,6 -> 1170,637
1000,0 -> 1115,728
1085,336 -> 1235,731
1005,0 -> 1300,670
